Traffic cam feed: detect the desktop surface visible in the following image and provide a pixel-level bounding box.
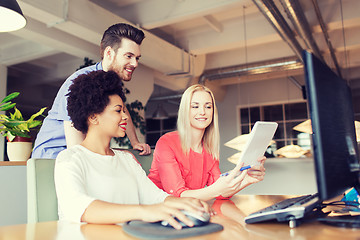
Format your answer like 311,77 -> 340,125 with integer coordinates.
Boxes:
1,195 -> 359,240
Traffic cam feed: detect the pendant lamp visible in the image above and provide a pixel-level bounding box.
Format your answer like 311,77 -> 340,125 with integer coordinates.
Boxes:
0,0 -> 27,32
293,119 -> 360,142
293,119 -> 312,134
152,103 -> 169,120
224,134 -> 250,152
274,144 -> 309,158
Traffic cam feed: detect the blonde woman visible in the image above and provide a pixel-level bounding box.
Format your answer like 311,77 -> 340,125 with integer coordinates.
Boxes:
148,84 -> 266,201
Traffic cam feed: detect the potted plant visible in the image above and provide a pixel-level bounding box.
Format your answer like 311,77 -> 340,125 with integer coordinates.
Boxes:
0,92 -> 46,161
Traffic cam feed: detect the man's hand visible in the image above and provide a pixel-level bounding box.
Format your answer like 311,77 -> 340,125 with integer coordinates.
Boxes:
124,105 -> 151,155
133,142 -> 151,155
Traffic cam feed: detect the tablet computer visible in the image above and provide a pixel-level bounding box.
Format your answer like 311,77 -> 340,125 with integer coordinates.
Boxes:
237,121 -> 278,167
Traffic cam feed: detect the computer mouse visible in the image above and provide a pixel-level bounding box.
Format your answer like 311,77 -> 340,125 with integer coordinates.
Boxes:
161,210 -> 210,228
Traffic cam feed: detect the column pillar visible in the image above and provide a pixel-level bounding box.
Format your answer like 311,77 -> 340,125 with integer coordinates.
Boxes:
0,65 -> 8,161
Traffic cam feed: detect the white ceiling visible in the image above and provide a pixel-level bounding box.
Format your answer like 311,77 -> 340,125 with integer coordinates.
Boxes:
1,0 -> 360,115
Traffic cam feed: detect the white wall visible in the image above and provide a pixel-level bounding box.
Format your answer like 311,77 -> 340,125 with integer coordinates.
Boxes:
238,158 -> 317,195
124,64 -> 154,105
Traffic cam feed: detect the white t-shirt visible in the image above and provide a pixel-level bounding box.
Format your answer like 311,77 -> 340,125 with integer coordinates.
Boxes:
54,145 -> 169,222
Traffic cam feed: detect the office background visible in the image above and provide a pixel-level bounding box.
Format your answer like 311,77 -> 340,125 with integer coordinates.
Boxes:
0,0 -> 359,226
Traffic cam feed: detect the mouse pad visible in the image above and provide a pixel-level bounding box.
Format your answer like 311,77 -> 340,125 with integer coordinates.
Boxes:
123,221 -> 223,239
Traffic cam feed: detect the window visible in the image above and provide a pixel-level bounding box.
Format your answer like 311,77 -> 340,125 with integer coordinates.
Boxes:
239,102 -> 310,154
353,95 -> 360,121
145,116 -> 177,148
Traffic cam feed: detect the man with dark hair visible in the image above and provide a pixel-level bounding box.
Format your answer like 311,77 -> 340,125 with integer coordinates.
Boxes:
32,23 -> 151,159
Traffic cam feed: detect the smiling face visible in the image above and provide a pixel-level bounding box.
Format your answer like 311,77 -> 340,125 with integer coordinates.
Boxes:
107,38 -> 141,81
94,95 -> 128,138
189,90 -> 214,131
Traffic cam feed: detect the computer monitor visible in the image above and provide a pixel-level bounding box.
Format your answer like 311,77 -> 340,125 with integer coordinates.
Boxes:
303,50 -> 360,201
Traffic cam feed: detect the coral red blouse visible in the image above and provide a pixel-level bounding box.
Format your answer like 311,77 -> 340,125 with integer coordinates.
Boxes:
148,131 -> 225,198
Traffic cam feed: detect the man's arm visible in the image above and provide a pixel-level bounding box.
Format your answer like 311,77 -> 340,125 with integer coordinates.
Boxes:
125,105 -> 151,155
64,121 -> 85,148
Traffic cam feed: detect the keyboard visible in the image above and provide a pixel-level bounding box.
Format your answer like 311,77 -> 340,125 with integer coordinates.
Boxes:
245,194 -> 320,226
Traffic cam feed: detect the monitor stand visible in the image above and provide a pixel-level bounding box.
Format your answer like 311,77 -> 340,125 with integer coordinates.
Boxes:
289,206 -> 328,228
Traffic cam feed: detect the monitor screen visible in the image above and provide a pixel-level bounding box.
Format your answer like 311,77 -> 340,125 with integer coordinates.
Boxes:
303,50 -> 360,201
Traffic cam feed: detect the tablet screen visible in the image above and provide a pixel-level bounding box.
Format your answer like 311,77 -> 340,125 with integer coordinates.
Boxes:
238,121 -> 278,167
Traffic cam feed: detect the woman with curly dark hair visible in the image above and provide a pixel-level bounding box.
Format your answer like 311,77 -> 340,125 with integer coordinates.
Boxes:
54,70 -> 210,228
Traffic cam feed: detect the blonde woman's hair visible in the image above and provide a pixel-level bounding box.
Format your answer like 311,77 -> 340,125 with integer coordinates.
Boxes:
177,84 -> 220,159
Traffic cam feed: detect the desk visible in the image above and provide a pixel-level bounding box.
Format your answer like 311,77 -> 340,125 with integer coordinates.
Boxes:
0,161 -> 27,166
0,195 -> 358,240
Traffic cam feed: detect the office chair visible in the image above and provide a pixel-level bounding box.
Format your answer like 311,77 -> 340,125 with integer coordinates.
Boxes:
116,149 -> 154,175
26,150 -> 151,223
27,158 -> 58,223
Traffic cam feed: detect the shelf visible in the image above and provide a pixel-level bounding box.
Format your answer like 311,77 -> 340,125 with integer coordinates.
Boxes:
0,161 -> 27,166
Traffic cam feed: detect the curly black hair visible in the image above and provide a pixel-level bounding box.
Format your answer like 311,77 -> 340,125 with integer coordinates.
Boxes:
67,70 -> 126,134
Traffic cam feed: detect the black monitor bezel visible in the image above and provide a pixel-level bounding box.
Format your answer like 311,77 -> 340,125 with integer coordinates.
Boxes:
303,50 -> 360,201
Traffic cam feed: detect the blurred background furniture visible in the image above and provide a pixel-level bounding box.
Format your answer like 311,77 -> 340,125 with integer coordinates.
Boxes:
27,158 -> 58,223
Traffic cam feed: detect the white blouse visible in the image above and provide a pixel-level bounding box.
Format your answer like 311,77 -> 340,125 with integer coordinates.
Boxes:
54,145 -> 169,222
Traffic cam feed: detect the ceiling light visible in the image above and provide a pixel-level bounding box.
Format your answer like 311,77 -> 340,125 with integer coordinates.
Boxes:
293,119 -> 312,134
274,144 -> 309,158
152,104 -> 169,120
0,0 -> 26,32
224,134 -> 250,152
293,119 -> 360,142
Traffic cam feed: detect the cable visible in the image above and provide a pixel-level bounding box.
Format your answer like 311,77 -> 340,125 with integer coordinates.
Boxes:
339,0 -> 350,82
